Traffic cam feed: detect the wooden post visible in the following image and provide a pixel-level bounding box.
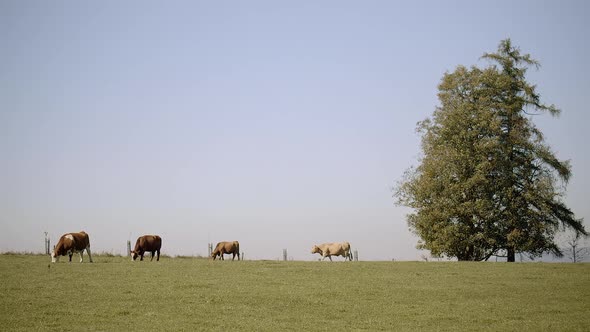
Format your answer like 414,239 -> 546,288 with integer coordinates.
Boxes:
44,232 -> 50,255
354,250 -> 358,261
283,249 -> 287,261
208,243 -> 213,257
127,240 -> 131,257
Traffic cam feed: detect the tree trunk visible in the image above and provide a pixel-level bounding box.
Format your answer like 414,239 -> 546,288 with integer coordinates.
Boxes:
572,244 -> 577,263
507,247 -> 515,262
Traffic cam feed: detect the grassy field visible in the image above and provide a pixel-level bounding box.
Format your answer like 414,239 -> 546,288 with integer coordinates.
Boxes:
0,254 -> 588,331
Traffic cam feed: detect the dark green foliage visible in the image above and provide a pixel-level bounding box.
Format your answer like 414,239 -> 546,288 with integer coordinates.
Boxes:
396,39 -> 586,261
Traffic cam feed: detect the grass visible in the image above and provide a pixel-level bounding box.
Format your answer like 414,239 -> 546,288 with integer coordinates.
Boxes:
0,254 -> 588,331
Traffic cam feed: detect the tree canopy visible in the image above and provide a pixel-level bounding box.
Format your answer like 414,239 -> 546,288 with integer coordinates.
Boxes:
396,39 -> 586,261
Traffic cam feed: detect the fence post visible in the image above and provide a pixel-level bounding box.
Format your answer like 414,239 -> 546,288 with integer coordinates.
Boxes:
354,250 -> 358,261
127,240 -> 131,257
44,232 -> 50,255
208,243 -> 213,257
283,249 -> 287,261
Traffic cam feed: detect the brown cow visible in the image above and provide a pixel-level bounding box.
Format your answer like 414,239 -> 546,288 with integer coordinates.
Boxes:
51,231 -> 93,263
211,241 -> 240,260
131,235 -> 162,261
311,242 -> 352,261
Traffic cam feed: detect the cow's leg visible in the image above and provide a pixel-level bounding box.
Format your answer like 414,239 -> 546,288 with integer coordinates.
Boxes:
68,254 -> 73,262
86,247 -> 93,263
140,252 -> 144,261
156,249 -> 160,261
79,251 -> 84,263
322,249 -> 332,261
150,251 -> 154,261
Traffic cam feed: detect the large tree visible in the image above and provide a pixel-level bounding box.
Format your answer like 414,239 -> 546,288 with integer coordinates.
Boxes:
396,39 -> 586,261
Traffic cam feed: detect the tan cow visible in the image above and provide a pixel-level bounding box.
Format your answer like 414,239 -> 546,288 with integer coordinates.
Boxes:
51,231 -> 93,263
131,235 -> 162,261
211,241 -> 240,260
311,242 -> 352,261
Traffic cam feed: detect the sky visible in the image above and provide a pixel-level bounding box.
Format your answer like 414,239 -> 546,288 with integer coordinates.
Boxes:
1,1 -> 589,261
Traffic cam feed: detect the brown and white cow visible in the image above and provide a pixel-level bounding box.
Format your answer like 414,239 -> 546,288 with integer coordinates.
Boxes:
211,241 -> 240,260
311,242 -> 352,261
51,231 -> 93,263
131,235 -> 162,261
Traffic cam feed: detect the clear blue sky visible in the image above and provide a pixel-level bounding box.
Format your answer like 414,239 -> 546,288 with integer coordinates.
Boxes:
1,1 -> 589,260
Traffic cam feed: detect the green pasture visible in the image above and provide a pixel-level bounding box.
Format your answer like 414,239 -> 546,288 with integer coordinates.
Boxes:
0,254 -> 588,331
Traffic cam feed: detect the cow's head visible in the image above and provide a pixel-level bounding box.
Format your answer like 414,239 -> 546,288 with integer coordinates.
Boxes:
130,251 -> 138,261
50,250 -> 59,263
311,246 -> 322,255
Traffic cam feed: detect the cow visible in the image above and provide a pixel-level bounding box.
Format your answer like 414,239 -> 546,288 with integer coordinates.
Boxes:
311,242 -> 353,261
131,235 -> 162,261
51,231 -> 93,263
211,241 -> 240,260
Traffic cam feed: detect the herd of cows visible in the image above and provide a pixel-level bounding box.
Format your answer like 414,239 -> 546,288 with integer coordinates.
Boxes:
50,231 -> 354,262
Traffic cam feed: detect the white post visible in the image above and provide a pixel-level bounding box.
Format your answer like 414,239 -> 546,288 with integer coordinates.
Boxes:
44,232 -> 50,255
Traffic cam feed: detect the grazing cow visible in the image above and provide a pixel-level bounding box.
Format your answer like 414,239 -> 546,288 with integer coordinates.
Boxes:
51,231 -> 93,263
311,242 -> 353,261
211,241 -> 240,260
131,235 -> 162,261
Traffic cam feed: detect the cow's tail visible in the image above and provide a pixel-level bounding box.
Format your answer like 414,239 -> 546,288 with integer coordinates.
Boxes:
347,243 -> 353,261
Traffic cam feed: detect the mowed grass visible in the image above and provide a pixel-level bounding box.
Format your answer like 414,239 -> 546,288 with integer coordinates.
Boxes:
0,254 -> 589,331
